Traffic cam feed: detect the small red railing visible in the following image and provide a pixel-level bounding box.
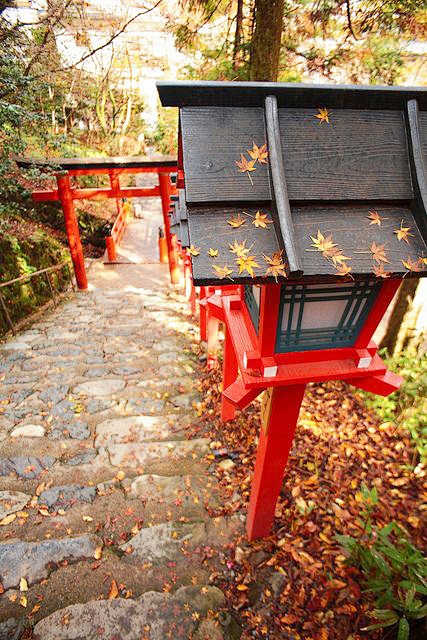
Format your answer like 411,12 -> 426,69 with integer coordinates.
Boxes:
105,200 -> 131,261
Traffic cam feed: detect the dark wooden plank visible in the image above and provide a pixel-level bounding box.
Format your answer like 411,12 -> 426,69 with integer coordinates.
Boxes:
187,206 -> 281,285
181,107 -> 271,202
279,109 -> 412,200
405,101 -> 427,241
157,80 -> 427,111
180,220 -> 190,248
265,95 -> 302,275
185,203 -> 426,284
292,204 -> 426,276
15,155 -> 177,171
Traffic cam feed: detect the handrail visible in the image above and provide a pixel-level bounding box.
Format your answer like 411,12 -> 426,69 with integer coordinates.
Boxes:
0,261 -> 71,289
105,200 -> 132,261
0,261 -> 74,336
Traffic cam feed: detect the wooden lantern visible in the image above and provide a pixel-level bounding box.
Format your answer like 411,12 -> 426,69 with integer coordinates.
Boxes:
157,80 -> 427,539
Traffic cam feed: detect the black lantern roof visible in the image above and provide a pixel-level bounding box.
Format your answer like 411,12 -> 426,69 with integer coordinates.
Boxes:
157,81 -> 427,285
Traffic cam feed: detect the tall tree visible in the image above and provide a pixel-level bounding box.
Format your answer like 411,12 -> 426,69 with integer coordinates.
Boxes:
249,0 -> 284,81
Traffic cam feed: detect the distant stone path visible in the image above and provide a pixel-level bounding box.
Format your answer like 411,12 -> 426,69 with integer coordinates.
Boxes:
0,213 -> 241,639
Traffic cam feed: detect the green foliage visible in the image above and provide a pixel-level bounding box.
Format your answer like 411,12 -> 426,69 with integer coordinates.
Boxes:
145,107 -> 179,154
0,230 -> 70,335
360,350 -> 427,464
336,484 -> 427,638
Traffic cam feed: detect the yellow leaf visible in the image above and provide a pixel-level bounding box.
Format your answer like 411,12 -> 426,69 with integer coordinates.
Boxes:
20,595 -> 27,608
355,491 -> 364,503
38,509 -> 50,517
57,508 -> 66,516
394,220 -> 414,244
20,577 -> 28,592
94,546 -> 103,560
82,515 -> 93,522
187,244 -> 200,256
115,470 -> 125,481
208,248 -> 218,257
0,513 -> 16,526
212,264 -> 234,280
235,153 -> 256,173
16,511 -> 29,519
108,578 -> 119,600
315,108 -> 330,124
236,254 -> 260,278
236,584 -> 248,591
248,142 -> 268,164
263,251 -> 287,282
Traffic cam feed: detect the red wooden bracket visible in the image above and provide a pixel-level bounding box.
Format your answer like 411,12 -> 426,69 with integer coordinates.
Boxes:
348,369 -> 403,396
222,377 -> 264,409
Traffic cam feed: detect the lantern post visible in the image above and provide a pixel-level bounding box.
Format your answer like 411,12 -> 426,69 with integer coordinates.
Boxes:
158,79 -> 427,539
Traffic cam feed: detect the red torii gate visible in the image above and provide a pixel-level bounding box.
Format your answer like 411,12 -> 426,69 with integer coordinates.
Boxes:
15,155 -> 180,289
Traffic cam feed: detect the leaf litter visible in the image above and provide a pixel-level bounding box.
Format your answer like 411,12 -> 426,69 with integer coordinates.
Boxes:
193,365 -> 426,640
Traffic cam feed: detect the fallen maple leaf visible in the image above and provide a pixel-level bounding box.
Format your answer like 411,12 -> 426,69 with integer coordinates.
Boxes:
38,508 -> 50,517
187,244 -> 200,256
229,239 -> 251,257
115,470 -> 125,481
331,252 -> 351,266
94,546 -> 103,560
373,263 -> 391,278
252,210 -> 273,228
394,220 -> 414,243
370,242 -> 389,264
82,515 -> 93,522
212,264 -> 234,280
335,263 -> 353,277
208,248 -> 218,257
263,251 -> 287,282
236,254 -> 260,277
367,210 -> 382,226
235,153 -> 256,184
315,108 -> 330,124
20,595 -> 27,608
236,584 -> 248,591
108,579 -> 119,600
402,257 -> 423,272
310,230 -> 337,256
227,213 -> 246,228
248,142 -> 268,164
281,613 -> 299,624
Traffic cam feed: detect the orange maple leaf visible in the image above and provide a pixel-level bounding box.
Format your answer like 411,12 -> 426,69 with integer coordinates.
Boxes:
401,257 -> 423,273
252,210 -> 273,228
227,213 -> 246,228
310,230 -> 337,256
248,142 -> 268,164
263,251 -> 287,282
370,242 -> 389,264
373,263 -> 391,278
368,211 -> 382,226
394,220 -> 414,244
235,153 -> 256,173
315,108 -> 330,124
108,579 -> 119,600
335,263 -> 353,277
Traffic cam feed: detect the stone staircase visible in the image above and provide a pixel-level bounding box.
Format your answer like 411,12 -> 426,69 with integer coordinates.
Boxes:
0,268 -> 242,639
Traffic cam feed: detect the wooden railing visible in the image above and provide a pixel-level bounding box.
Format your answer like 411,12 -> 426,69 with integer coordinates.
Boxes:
0,261 -> 74,336
105,200 -> 132,261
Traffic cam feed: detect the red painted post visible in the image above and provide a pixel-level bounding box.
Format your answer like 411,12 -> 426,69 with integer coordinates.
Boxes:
158,172 -> 180,284
190,282 -> 197,316
207,312 -> 219,369
246,384 -> 306,540
199,286 -> 207,341
221,327 -> 238,422
56,175 -> 88,290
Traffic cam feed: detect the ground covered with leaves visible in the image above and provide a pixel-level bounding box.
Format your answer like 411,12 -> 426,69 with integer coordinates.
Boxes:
193,366 -> 426,640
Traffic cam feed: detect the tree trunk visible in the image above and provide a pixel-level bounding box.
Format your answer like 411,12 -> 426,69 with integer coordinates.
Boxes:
379,280 -> 418,355
249,0 -> 284,81
233,0 -> 244,70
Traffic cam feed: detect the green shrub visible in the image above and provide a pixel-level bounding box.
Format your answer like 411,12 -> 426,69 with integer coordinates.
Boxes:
360,350 -> 427,464
336,484 -> 427,639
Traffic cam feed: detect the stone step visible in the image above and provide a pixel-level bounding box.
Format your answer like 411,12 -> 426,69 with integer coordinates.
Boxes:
32,586 -> 226,640
121,516 -> 243,565
0,534 -> 101,590
106,438 -> 210,473
94,415 -> 192,448
124,473 -> 221,511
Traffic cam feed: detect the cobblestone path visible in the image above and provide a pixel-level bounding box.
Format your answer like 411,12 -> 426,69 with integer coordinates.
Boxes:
0,229 -> 242,638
